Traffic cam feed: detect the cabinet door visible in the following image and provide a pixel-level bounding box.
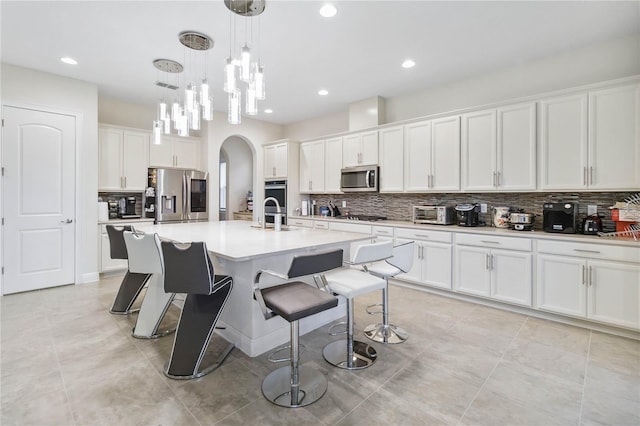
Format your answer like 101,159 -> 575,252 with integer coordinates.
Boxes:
540,94 -> 588,190
324,137 -> 343,193
422,242 -> 452,290
264,145 -> 277,177
300,141 -> 324,193
395,238 -> 422,283
379,126 -> 404,192
122,130 -> 149,190
497,103 -> 536,190
299,142 -> 313,194
404,121 -> 431,191
274,143 -> 288,178
360,131 -> 379,165
431,116 -> 461,191
343,134 -> 361,167
491,249 -> 532,306
589,84 -> 640,190
98,127 -> 123,190
149,136 -> 175,168
536,254 -> 586,317
454,246 -> 491,297
461,109 -> 496,191
588,260 -> 640,329
174,139 -> 198,170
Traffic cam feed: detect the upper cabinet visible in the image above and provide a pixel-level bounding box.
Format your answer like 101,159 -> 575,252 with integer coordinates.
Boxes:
343,130 -> 378,167
149,135 -> 199,170
99,125 -> 149,191
299,137 -> 343,194
324,137 -> 343,193
461,102 -> 536,191
264,142 -> 288,179
429,116 -> 461,191
540,84 -> 640,190
378,126 -> 404,192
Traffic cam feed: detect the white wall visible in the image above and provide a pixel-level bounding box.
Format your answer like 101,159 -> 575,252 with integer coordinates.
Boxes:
221,137 -> 253,215
98,97 -> 155,130
1,63 -> 99,283
284,34 -> 640,141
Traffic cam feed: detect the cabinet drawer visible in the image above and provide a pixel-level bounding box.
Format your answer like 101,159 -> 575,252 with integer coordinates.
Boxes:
372,226 -> 394,237
328,221 -> 371,234
456,233 -> 532,251
289,218 -> 313,228
537,240 -> 639,263
395,227 -> 452,243
314,221 -> 329,230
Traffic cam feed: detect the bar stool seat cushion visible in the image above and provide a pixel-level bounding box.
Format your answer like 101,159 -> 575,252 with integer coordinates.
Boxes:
366,262 -> 400,278
323,268 -> 387,299
262,281 -> 338,323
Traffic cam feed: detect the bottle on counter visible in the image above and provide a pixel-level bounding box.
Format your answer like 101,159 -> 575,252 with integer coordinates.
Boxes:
247,191 -> 253,212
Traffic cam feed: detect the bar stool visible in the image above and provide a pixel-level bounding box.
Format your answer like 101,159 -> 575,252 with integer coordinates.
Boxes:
161,241 -> 234,380
254,249 -> 342,408
123,230 -> 176,339
363,241 -> 414,344
321,240 -> 393,370
107,225 -> 150,315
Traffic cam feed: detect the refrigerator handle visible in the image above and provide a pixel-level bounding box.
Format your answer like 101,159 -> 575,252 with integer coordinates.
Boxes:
183,173 -> 189,221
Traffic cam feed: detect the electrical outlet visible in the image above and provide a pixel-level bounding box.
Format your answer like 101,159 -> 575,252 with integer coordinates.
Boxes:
480,203 -> 488,213
342,200 -> 347,208
588,204 -> 598,215
312,200 -> 316,205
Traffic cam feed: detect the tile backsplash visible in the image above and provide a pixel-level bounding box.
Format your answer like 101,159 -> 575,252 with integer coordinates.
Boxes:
309,192 -> 638,232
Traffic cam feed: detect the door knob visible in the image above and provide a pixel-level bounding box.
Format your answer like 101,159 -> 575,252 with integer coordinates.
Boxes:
60,219 -> 73,224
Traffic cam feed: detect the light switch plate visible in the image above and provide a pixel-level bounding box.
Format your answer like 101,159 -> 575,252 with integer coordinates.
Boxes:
480,203 -> 488,213
342,201 -> 347,208
588,204 -> 598,215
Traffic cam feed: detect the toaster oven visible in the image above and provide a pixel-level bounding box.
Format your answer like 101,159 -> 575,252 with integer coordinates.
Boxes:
412,205 -> 456,225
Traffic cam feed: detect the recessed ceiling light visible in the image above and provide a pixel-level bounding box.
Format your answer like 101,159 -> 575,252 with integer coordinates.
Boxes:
318,89 -> 329,96
319,4 -> 337,18
60,57 -> 78,65
402,59 -> 415,69
264,108 -> 273,114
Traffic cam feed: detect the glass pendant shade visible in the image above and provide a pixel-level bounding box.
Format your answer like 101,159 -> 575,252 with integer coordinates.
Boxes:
228,90 -> 241,124
200,80 -> 210,104
240,44 -> 251,82
185,83 -> 196,112
224,57 -> 236,93
202,98 -> 213,121
159,101 -> 168,120
177,110 -> 189,137
246,81 -> 257,115
152,120 -> 162,145
254,65 -> 265,100
171,101 -> 181,122
163,117 -> 171,134
189,104 -> 201,130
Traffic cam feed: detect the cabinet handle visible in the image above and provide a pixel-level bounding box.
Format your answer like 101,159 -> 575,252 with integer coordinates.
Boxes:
582,265 -> 586,285
429,174 -> 433,188
589,266 -> 593,287
485,253 -> 490,270
490,254 -> 494,271
493,171 -> 497,187
496,172 -> 501,187
420,245 -> 424,260
273,166 -> 276,176
573,249 -> 600,254
583,167 -> 587,186
589,167 -> 594,185
481,240 -> 500,245
124,176 -> 127,188
377,230 -> 390,235
413,234 -> 431,238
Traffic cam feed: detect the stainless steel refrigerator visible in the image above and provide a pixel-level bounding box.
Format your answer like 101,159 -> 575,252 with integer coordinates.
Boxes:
149,168 -> 209,223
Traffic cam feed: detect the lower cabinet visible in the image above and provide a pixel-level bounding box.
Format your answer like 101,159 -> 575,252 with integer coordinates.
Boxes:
454,234 -> 532,306
395,228 -> 452,290
537,240 -> 640,329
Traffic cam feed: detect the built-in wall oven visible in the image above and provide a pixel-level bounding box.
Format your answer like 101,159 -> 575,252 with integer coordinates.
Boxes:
264,180 -> 287,225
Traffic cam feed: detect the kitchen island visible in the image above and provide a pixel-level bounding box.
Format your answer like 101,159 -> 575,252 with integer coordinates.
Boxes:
134,220 -> 371,356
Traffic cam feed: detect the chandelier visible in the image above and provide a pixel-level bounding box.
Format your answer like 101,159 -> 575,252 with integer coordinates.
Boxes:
223,0 -> 266,125
152,31 -> 214,143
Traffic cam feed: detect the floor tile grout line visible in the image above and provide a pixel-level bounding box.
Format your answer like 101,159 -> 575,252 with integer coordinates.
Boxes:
456,315 -> 530,426
578,330 -> 593,426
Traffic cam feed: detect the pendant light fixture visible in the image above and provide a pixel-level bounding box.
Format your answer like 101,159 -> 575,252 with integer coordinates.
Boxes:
224,0 -> 267,124
152,58 -> 183,144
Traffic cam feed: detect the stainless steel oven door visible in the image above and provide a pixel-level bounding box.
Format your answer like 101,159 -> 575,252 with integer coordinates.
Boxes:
264,180 -> 287,219
185,170 -> 209,222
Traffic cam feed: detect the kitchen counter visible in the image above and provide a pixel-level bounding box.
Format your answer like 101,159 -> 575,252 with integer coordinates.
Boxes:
98,218 -> 154,225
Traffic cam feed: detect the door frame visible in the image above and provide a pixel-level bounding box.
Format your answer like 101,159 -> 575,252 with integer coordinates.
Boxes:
1,102 -> 83,295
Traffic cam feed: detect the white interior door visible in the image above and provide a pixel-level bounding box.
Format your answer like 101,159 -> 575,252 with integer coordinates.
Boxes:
2,106 -> 76,294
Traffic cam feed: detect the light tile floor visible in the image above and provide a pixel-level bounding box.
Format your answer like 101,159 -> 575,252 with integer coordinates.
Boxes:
1,275 -> 639,425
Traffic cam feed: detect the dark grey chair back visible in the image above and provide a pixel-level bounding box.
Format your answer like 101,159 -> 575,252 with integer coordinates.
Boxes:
106,225 -> 133,260
287,249 -> 343,279
161,241 -> 216,295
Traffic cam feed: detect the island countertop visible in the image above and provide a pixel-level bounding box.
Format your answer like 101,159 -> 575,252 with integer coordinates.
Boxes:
134,220 -> 371,261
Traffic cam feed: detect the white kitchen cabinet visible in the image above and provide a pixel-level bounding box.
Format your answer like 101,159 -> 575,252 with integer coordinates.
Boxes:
149,135 -> 199,170
379,126 -> 404,192
537,240 -> 640,329
404,117 -> 460,192
324,137 -> 343,193
343,130 -> 378,167
395,228 -> 452,290
99,125 -> 149,191
454,233 -> 532,306
461,102 -> 536,191
264,142 -> 288,179
300,140 -> 325,193
288,217 -> 313,228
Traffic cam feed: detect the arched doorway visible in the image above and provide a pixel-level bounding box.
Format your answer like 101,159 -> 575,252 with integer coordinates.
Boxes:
220,136 -> 254,221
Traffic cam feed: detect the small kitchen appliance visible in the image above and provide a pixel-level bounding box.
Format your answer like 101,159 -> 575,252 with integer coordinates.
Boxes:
543,202 -> 577,233
413,205 -> 455,225
509,212 -> 535,231
340,165 -> 379,192
492,206 -> 511,228
455,204 -> 480,227
581,214 -> 603,235
107,200 -> 119,219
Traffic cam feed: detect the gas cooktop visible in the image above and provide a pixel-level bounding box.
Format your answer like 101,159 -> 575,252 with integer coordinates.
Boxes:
339,215 -> 387,222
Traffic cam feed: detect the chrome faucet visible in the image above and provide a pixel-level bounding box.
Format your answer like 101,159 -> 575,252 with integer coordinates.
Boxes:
263,197 -> 282,230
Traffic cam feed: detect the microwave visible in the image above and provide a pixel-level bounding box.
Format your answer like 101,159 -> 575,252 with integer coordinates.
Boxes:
412,205 -> 456,225
340,165 -> 378,192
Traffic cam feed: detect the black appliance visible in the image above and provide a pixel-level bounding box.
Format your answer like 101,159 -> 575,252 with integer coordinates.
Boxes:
108,200 -> 119,219
581,214 -> 603,235
543,202 -> 577,233
126,197 -> 136,215
264,180 -> 287,225
455,204 -> 480,227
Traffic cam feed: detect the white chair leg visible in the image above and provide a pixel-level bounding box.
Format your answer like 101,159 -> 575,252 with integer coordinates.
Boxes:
132,274 -> 176,339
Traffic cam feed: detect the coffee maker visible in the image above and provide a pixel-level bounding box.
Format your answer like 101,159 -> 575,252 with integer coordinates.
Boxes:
455,204 -> 480,227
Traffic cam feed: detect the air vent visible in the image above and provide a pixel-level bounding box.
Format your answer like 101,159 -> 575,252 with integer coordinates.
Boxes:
155,81 -> 179,90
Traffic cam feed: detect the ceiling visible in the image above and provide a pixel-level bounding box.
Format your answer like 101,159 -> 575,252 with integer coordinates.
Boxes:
2,1 -> 639,125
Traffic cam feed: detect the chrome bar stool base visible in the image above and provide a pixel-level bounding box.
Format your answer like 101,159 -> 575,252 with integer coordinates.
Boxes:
322,339 -> 377,370
364,323 -> 408,344
132,326 -> 176,340
262,365 -> 328,408
164,342 -> 234,380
